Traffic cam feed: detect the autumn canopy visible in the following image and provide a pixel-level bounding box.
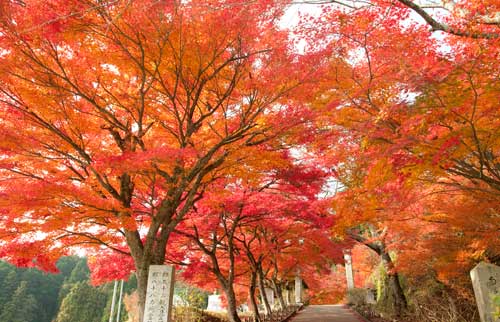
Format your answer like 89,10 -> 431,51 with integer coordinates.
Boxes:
0,0 -> 499,321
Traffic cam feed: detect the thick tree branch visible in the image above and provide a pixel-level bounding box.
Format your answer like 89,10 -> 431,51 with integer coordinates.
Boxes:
397,0 -> 499,39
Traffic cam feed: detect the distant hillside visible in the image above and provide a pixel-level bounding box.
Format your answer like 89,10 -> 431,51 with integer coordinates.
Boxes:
0,257 -> 132,322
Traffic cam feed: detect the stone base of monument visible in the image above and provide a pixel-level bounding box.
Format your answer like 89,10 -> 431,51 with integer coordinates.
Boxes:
206,294 -> 225,312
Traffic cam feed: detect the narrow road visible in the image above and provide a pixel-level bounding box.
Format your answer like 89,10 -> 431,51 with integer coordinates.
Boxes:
289,304 -> 363,322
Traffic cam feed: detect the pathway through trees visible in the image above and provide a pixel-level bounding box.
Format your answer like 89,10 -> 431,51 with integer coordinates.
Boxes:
290,305 -> 362,322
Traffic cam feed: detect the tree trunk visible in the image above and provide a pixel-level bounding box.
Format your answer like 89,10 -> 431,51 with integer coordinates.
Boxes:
135,266 -> 149,322
249,271 -> 261,322
272,279 -> 286,310
223,284 -> 242,322
128,232 -> 170,322
347,228 -> 407,317
125,228 -> 153,322
381,252 -> 407,316
257,266 -> 272,315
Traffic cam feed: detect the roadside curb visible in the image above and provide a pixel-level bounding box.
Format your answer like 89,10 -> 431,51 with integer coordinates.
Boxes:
283,304 -> 304,321
343,304 -> 372,322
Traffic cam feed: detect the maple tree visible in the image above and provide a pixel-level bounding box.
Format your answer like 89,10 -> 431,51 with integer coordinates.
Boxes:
0,0 -> 498,320
308,244 -> 376,305
0,0 -> 320,319
175,160 -> 338,322
299,0 -> 499,316
317,0 -> 500,38
395,0 -> 500,39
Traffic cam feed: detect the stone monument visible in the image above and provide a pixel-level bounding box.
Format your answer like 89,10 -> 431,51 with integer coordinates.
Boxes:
295,275 -> 302,304
207,291 -> 224,311
143,265 -> 175,322
365,289 -> 376,304
344,252 -> 354,290
265,287 -> 275,307
471,262 -> 500,322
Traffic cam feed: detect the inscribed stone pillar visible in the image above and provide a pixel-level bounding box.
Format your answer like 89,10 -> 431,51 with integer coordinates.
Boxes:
265,288 -> 275,307
294,275 -> 302,304
344,253 -> 354,290
143,265 -> 175,322
471,262 -> 500,322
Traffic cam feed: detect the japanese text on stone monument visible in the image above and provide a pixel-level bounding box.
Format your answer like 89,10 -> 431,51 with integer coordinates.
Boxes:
143,265 -> 175,322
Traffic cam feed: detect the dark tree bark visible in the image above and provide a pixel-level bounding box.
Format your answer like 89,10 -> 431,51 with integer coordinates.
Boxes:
272,278 -> 286,310
347,227 -> 407,316
177,210 -> 243,322
222,283 -> 242,322
380,252 -> 407,316
257,264 -> 272,315
249,270 -> 262,322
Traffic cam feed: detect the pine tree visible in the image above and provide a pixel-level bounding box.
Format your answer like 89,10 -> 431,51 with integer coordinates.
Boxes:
58,257 -> 90,306
0,261 -> 14,286
55,282 -> 107,322
56,256 -> 82,278
21,267 -> 64,322
0,281 -> 39,322
67,258 -> 90,284
0,270 -> 18,316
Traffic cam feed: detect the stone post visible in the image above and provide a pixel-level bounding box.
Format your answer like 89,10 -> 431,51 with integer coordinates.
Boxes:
265,288 -> 275,308
344,252 -> 354,290
143,265 -> 175,322
207,291 -> 223,311
471,262 -> 500,322
294,274 -> 302,304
